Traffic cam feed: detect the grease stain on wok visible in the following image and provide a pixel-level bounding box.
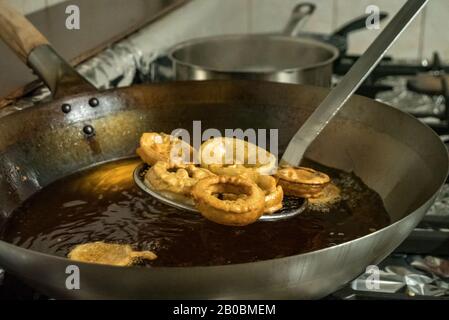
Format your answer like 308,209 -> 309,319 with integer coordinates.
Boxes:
0,158 -> 390,267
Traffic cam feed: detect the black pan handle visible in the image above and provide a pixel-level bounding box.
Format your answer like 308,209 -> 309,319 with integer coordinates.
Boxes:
282,3 -> 316,36
333,12 -> 388,37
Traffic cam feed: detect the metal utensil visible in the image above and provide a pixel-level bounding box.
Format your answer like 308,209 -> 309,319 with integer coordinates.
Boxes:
169,2 -> 337,87
282,2 -> 316,36
135,0 -> 428,221
281,0 -> 429,166
1,0 -> 447,299
133,163 -> 308,222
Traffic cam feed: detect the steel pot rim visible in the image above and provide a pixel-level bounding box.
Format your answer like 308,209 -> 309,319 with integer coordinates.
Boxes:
168,34 -> 340,74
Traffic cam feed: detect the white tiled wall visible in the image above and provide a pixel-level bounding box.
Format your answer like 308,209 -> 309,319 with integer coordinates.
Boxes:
6,0 -> 448,60
334,0 -> 424,59
246,0 -> 448,61
247,0 -> 335,34
422,0 -> 449,59
247,0 -> 425,60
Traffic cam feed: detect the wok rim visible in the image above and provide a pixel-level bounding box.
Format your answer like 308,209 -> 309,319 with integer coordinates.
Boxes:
0,80 -> 447,273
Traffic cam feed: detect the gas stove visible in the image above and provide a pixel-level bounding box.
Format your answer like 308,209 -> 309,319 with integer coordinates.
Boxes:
334,52 -> 449,299
1,36 -> 449,300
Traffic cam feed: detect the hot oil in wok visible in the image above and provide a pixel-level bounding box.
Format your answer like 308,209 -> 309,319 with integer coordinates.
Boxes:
0,158 -> 390,266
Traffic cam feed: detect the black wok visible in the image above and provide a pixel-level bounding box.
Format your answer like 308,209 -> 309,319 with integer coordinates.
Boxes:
0,2 -> 447,299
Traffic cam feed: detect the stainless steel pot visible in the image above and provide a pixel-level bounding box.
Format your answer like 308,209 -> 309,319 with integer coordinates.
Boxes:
169,3 -> 339,86
170,35 -> 339,86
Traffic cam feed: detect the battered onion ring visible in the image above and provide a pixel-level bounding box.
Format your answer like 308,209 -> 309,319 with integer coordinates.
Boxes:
203,164 -> 283,214
199,137 -> 277,175
68,242 -> 157,266
275,166 -> 330,198
206,164 -> 260,182
308,182 -> 341,206
137,132 -> 195,165
221,175 -> 283,214
191,176 -> 265,226
145,161 -> 214,205
256,175 -> 284,214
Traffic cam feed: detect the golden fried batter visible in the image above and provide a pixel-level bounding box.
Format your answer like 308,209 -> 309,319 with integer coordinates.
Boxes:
275,166 -> 330,198
192,175 -> 265,226
199,137 -> 276,175
145,161 -> 214,205
256,175 -> 284,214
137,132 -> 195,165
308,183 -> 341,207
68,241 -> 157,266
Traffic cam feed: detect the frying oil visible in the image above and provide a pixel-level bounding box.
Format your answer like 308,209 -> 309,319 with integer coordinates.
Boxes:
0,158 -> 390,267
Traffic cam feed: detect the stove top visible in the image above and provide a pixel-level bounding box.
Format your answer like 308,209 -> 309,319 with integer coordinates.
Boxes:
332,52 -> 449,299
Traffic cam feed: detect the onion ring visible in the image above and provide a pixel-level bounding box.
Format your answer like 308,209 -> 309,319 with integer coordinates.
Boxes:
256,175 -> 284,214
206,164 -> 260,182
275,166 -> 330,198
68,242 -> 157,266
221,175 -> 283,214
199,137 -> 276,175
145,161 -> 214,205
308,183 -> 341,207
137,132 -> 195,165
191,176 -> 265,226
199,160 -> 283,214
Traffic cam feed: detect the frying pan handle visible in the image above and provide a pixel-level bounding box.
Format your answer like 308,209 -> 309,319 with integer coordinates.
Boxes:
333,12 -> 389,37
282,3 -> 316,37
0,0 -> 49,63
0,0 -> 96,98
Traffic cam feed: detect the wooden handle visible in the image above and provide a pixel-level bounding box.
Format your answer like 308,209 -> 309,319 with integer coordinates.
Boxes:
0,0 -> 49,63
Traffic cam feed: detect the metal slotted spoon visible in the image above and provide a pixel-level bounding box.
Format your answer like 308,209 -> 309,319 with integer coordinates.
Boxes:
133,163 -> 308,222
134,0 -> 428,222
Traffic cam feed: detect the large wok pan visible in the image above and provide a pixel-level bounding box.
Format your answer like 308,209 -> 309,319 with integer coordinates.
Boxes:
0,2 -> 448,299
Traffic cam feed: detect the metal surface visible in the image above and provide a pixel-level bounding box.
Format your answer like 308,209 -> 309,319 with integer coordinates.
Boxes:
170,35 -> 338,86
28,45 -> 96,98
167,6 -> 387,87
0,80 -> 447,299
168,2 -> 338,87
0,1 -> 447,299
133,163 -> 308,221
281,0 -> 429,166
282,2 -> 316,36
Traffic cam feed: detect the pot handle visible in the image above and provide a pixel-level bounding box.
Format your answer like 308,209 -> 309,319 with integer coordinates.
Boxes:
282,3 -> 316,37
332,12 -> 389,37
0,0 -> 49,63
0,0 -> 95,98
